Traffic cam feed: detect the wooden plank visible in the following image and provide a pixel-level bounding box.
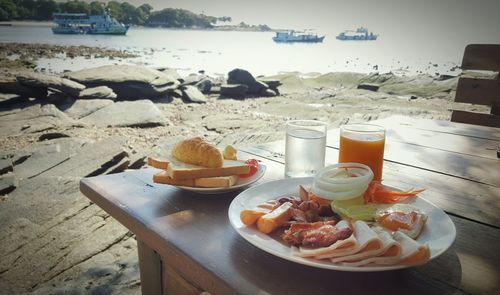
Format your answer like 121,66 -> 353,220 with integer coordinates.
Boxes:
455,77 -> 500,105
451,110 -> 500,128
372,115 -> 500,141
80,168 -> 500,295
162,262 -> 204,295
326,127 -> 500,161
137,240 -> 163,295
461,44 -> 500,71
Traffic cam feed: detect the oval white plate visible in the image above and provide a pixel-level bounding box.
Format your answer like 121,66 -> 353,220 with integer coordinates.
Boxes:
175,164 -> 266,194
228,177 -> 456,271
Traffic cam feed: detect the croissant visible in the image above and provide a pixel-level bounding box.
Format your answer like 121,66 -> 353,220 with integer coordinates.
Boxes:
171,137 -> 224,168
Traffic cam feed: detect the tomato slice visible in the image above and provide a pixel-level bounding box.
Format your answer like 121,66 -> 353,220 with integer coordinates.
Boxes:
239,159 -> 259,178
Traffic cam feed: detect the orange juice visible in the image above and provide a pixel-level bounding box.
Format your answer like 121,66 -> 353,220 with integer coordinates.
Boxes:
338,125 -> 385,181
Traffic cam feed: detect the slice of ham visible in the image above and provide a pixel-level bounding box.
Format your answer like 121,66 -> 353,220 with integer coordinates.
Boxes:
314,220 -> 382,260
393,231 -> 430,265
339,227 -> 402,267
293,220 -> 357,258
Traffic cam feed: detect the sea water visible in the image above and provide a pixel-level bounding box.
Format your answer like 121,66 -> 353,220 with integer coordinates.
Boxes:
285,128 -> 326,178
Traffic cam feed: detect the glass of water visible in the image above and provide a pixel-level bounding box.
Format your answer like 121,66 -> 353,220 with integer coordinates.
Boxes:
285,120 -> 328,178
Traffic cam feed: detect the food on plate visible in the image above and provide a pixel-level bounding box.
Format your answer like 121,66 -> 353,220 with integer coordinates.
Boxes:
239,159 -> 259,178
257,202 -> 294,234
312,163 -> 374,201
364,181 -> 425,204
223,145 -> 238,160
165,156 -> 249,180
172,137 -> 224,168
239,166 -> 430,267
149,137 -> 261,189
153,171 -> 238,188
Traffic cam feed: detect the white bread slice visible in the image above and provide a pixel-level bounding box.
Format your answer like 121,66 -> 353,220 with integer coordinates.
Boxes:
166,156 -> 250,180
147,157 -> 169,170
153,171 -> 238,188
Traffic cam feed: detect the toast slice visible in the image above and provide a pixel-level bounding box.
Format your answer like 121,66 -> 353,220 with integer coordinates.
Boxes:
166,156 -> 250,180
153,171 -> 239,188
147,157 -> 169,170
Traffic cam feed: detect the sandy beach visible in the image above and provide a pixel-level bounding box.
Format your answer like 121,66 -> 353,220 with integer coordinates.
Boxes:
0,42 -> 485,294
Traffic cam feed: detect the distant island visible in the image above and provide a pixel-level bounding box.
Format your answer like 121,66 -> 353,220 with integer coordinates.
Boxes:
0,0 -> 272,31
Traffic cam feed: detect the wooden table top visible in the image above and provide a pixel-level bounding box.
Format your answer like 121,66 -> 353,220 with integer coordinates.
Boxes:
80,116 -> 500,295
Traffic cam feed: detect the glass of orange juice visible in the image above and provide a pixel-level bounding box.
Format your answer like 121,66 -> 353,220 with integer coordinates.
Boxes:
338,124 -> 386,181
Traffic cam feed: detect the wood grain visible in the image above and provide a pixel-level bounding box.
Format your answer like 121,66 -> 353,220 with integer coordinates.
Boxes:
455,77 -> 500,106
461,44 -> 500,71
451,110 -> 500,128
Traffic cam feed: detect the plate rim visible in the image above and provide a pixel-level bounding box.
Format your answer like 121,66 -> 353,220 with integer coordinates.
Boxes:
228,177 -> 456,272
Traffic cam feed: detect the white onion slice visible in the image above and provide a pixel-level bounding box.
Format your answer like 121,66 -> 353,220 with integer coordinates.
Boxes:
312,163 -> 374,200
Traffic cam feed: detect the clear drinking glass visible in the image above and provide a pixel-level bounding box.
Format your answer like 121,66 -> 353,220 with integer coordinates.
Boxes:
338,124 -> 386,181
285,120 -> 327,178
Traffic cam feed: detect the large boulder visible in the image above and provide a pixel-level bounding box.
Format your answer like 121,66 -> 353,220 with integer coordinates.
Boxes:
79,100 -> 169,127
220,84 -> 248,98
65,65 -> 180,100
62,99 -> 114,119
17,72 -> 85,97
78,86 -> 117,100
181,85 -> 207,103
227,68 -> 268,94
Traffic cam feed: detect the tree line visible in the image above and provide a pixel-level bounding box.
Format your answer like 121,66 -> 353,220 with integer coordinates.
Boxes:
0,0 -> 239,28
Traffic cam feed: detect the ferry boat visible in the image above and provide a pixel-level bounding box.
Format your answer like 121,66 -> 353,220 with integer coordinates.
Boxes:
336,27 -> 377,41
52,12 -> 129,35
272,30 -> 325,43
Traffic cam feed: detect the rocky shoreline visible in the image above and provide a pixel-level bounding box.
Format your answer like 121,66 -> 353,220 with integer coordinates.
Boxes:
0,43 -> 484,294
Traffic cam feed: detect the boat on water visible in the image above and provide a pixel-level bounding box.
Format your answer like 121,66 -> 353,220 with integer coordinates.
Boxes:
272,30 -> 325,43
52,12 -> 129,35
336,27 -> 377,41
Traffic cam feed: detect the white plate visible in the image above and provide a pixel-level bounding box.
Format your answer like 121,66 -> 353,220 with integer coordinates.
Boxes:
175,164 -> 267,194
228,177 -> 456,271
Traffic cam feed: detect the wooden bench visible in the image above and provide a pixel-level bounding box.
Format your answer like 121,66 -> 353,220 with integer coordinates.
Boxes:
451,44 -> 500,127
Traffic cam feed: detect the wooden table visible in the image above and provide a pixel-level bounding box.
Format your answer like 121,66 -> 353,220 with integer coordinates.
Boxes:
80,116 -> 500,295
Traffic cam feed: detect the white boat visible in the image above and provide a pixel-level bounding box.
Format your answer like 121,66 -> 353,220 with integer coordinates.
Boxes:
272,30 -> 325,43
336,27 -> 377,41
52,12 -> 129,35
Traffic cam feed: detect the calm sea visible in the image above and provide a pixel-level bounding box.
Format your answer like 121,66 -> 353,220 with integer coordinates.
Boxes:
0,23 -> 497,77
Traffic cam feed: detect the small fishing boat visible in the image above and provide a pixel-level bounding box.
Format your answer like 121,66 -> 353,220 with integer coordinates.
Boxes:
272,30 -> 325,43
52,11 -> 129,35
336,27 -> 378,41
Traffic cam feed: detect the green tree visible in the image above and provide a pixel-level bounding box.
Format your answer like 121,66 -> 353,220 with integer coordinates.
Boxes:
34,0 -> 58,20
106,1 -> 123,21
0,0 -> 17,20
59,0 -> 90,14
89,1 -> 104,15
14,0 -> 35,19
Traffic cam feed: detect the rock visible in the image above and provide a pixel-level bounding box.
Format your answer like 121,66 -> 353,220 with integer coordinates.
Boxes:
0,76 -> 48,98
61,99 -> 114,119
195,78 -> 213,94
181,85 -> 207,103
41,137 -> 128,178
65,65 -> 180,100
0,158 -> 13,175
181,74 -> 206,86
220,84 -> 248,98
80,100 -> 169,128
0,173 -> 16,195
357,83 -> 380,92
0,104 -> 80,137
78,86 -> 117,100
261,88 -> 277,97
257,78 -> 281,89
38,132 -> 71,141
157,68 -> 182,81
227,68 -> 266,94
13,138 -> 90,180
209,86 -> 221,94
17,72 -> 85,97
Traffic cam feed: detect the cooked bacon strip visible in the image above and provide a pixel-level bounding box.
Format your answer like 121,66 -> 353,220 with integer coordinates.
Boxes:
282,220 -> 351,248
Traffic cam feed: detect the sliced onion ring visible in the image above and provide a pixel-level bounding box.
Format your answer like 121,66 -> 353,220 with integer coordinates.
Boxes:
312,163 -> 374,200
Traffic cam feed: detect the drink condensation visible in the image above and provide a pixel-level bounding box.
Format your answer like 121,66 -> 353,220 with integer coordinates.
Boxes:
285,128 -> 326,178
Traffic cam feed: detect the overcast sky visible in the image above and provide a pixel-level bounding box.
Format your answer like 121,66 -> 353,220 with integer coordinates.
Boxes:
119,0 -> 500,41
